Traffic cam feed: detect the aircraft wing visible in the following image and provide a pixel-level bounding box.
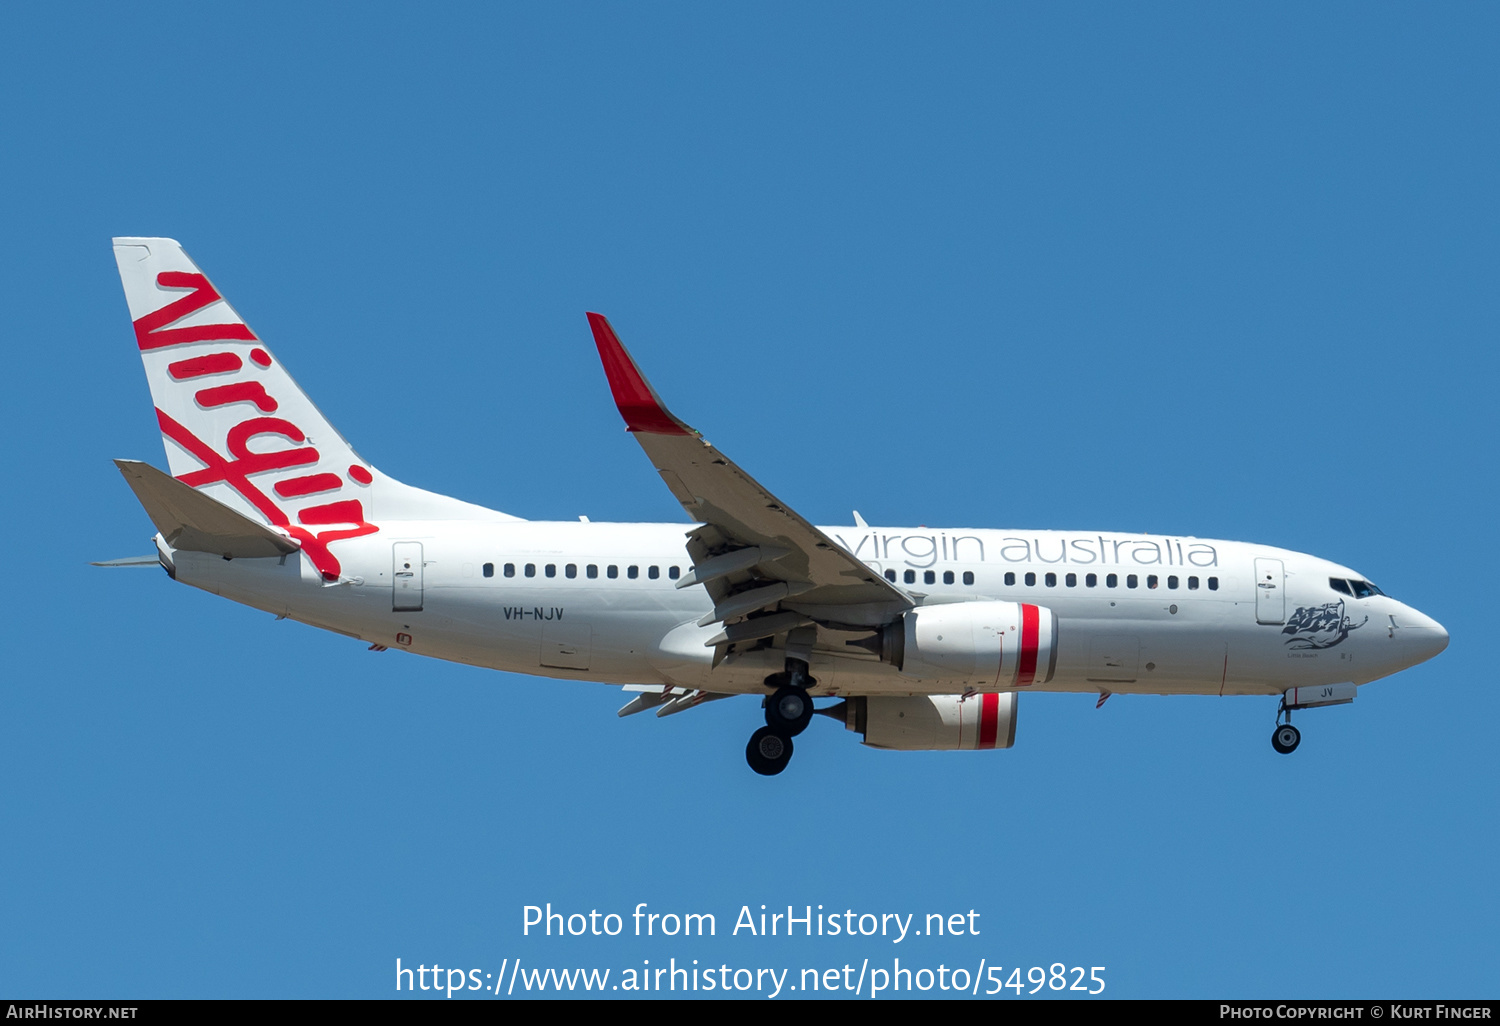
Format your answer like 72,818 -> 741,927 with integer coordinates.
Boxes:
587,314 -> 912,640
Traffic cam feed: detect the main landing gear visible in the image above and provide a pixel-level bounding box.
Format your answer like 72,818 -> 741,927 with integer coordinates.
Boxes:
745,658 -> 815,776
746,727 -> 794,776
1271,698 -> 1301,755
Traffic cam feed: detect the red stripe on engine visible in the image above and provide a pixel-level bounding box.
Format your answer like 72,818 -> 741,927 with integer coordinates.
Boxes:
978,693 -> 999,749
1017,603 -> 1040,686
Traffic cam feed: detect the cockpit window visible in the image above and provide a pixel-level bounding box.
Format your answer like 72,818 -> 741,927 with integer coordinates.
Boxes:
1329,578 -> 1352,596
1349,579 -> 1384,599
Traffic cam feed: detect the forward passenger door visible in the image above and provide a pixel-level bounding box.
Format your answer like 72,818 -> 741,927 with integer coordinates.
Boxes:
1254,558 -> 1285,625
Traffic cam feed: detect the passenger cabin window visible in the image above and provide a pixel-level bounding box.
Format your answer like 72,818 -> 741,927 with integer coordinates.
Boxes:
962,571 -> 974,585
545,564 -> 556,578
607,565 -> 619,579
1208,577 -> 1219,591
1107,573 -> 1118,588
885,569 -> 897,583
1330,577 -> 1352,596
525,563 -> 536,578
1044,572 -> 1057,587
504,563 -> 516,578
565,564 -> 577,579
1147,575 -> 1158,589
1005,572 -> 1016,586
1025,572 -> 1037,586
1168,575 -> 1178,589
943,571 -> 955,584
627,565 -> 639,579
1127,574 -> 1138,589
904,569 -> 916,584
648,566 -> 660,580
482,563 -> 494,578
924,570 -> 936,585
1187,576 -> 1199,590
669,566 -> 680,580
587,564 -> 598,579
1086,573 -> 1097,587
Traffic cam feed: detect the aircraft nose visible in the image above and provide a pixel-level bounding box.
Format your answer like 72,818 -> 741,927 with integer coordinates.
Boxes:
1395,606 -> 1449,666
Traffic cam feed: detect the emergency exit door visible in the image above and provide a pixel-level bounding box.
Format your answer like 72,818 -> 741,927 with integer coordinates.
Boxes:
1254,557 -> 1284,625
393,542 -> 424,612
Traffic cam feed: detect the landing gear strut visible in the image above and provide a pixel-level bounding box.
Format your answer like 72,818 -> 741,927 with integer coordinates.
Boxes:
745,657 -> 814,775
1271,699 -> 1301,755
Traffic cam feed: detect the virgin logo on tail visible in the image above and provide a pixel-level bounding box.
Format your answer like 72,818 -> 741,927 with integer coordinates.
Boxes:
136,271 -> 377,579
134,271 -> 256,351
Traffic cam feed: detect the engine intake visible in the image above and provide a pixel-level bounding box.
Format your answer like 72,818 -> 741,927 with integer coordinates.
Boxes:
843,694 -> 1018,751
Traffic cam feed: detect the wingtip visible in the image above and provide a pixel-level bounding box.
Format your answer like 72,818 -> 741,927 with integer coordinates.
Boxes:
586,312 -> 694,436
584,311 -> 611,339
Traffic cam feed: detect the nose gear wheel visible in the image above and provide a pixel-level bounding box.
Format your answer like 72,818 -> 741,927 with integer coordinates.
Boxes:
1271,722 -> 1301,754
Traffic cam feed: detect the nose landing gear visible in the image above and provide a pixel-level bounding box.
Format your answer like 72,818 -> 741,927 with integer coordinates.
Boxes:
745,658 -> 814,775
1268,682 -> 1356,753
1271,697 -> 1301,754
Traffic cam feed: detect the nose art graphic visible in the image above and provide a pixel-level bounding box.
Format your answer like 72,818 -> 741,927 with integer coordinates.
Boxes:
1282,600 -> 1367,650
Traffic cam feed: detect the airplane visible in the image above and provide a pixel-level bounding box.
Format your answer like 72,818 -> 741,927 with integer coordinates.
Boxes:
99,237 -> 1450,775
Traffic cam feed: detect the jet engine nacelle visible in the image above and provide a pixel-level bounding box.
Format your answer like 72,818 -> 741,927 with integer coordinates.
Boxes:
878,600 -> 1057,687
843,694 -> 1018,751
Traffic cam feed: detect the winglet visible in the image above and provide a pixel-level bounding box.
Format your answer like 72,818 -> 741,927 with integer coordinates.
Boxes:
586,313 -> 696,436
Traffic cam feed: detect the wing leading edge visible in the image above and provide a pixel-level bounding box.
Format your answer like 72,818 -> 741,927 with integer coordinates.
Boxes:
586,314 -> 912,648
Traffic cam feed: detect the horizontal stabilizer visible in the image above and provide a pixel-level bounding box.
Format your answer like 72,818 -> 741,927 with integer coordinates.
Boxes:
113,459 -> 300,559
90,555 -> 161,567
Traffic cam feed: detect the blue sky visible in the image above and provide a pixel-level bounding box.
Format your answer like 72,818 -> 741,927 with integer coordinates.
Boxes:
2,2 -> 1496,998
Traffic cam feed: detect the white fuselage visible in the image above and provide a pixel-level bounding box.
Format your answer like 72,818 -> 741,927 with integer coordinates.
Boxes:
163,521 -> 1448,700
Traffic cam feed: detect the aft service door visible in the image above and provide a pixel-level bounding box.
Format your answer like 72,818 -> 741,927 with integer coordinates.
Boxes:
393,542 -> 424,612
1255,557 -> 1285,625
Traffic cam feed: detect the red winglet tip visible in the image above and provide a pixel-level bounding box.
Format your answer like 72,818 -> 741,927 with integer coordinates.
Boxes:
585,313 -> 693,436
